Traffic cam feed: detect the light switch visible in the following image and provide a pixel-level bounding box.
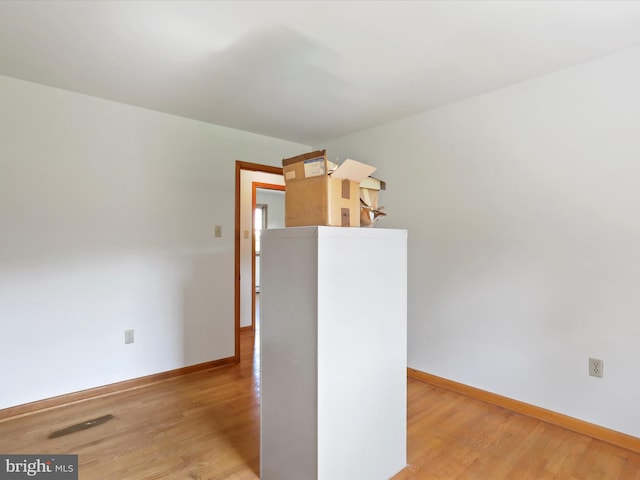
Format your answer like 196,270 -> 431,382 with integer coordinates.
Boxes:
244,230 -> 250,239
214,225 -> 222,238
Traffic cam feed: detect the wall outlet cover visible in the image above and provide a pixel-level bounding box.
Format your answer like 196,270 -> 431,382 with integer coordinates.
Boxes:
589,357 -> 603,378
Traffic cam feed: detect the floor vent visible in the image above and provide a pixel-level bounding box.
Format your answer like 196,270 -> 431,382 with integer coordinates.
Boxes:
48,414 -> 114,439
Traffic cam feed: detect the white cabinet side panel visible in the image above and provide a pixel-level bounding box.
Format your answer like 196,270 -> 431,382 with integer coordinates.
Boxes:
260,228 -> 319,480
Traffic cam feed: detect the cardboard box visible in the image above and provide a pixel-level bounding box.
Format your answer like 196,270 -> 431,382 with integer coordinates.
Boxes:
283,150 -> 376,227
359,177 -> 387,227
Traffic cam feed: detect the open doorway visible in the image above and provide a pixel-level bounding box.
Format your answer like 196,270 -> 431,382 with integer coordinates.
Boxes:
234,161 -> 284,362
252,184 -> 285,331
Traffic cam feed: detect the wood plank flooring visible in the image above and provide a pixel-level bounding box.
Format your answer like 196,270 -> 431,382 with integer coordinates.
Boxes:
1,328 -> 639,479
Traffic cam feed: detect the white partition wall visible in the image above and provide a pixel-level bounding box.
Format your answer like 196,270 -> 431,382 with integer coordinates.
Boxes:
260,226 -> 407,480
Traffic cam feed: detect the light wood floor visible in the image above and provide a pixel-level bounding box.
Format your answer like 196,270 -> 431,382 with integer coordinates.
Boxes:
1,328 -> 640,480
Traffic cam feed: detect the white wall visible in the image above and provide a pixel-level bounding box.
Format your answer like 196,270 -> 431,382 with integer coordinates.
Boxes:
256,189 -> 285,229
321,46 -> 640,437
0,74 -> 307,409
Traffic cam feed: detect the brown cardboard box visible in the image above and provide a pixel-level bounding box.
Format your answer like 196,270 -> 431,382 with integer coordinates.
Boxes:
283,150 -> 376,227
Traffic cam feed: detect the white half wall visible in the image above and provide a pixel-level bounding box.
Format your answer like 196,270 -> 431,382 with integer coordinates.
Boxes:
0,74 -> 307,409
321,46 -> 640,437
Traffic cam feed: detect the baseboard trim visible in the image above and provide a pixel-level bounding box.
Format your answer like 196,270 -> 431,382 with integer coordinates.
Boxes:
407,368 -> 640,455
0,356 -> 236,421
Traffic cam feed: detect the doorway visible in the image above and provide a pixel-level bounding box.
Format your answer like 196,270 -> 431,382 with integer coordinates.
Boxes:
252,183 -> 285,330
234,161 -> 284,362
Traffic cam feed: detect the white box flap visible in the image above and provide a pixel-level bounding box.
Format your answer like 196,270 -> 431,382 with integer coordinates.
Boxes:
331,159 -> 377,182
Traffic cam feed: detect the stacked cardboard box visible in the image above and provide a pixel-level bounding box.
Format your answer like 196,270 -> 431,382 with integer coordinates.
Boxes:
282,150 -> 386,227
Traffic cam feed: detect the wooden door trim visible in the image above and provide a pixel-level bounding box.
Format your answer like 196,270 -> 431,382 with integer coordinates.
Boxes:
235,162 -> 283,362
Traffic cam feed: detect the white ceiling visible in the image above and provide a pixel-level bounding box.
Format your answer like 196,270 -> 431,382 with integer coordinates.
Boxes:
2,1 -> 640,145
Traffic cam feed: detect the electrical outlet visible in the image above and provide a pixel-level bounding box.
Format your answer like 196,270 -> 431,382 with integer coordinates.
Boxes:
125,329 -> 134,345
589,357 -> 603,378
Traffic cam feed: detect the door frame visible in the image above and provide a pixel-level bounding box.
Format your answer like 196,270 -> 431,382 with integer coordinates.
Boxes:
234,161 -> 283,362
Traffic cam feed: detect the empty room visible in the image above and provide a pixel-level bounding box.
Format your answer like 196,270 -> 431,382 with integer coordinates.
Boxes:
2,1 -> 640,479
